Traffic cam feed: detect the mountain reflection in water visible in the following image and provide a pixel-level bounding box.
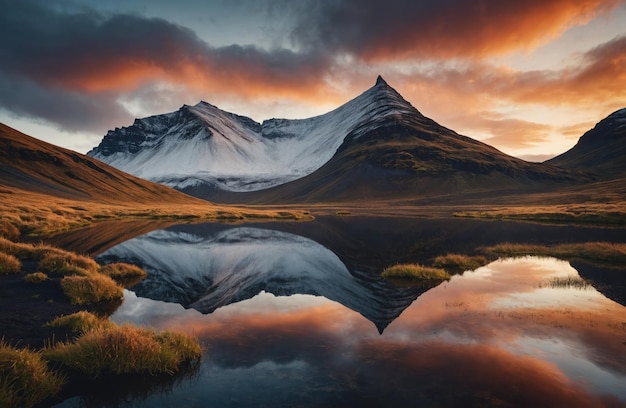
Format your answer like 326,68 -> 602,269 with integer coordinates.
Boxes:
102,256 -> 626,407
83,222 -> 626,407
97,226 -> 431,333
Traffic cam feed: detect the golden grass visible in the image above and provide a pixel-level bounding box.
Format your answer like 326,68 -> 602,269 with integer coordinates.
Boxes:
0,341 -> 65,408
455,203 -> 626,226
45,324 -> 202,377
60,274 -> 123,305
433,253 -> 489,271
100,262 -> 147,287
0,221 -> 20,240
46,311 -> 113,334
0,188 -> 311,237
0,252 -> 21,275
23,272 -> 48,283
484,242 -> 626,268
0,237 -> 66,261
382,263 -> 450,280
39,251 -> 99,276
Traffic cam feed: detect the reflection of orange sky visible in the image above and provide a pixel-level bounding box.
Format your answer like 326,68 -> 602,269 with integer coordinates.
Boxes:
116,257 -> 626,403
354,340 -> 621,408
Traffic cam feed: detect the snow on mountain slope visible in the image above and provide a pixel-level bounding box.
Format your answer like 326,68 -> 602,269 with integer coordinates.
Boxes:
96,224 -> 428,333
88,76 -> 419,192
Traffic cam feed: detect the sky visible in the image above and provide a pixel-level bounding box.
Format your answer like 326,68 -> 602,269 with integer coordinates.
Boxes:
1,0 -> 625,161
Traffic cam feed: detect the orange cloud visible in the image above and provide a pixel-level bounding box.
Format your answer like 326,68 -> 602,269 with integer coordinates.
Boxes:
288,0 -> 623,60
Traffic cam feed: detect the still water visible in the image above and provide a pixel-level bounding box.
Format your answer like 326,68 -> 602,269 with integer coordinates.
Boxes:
54,219 -> 626,407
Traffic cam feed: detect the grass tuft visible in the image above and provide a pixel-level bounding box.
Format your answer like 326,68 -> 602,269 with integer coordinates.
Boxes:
39,251 -> 99,276
0,252 -> 21,275
0,222 -> 20,241
382,263 -> 450,280
45,325 -> 202,377
23,272 -> 49,283
46,311 -> 113,334
60,274 -> 123,305
544,275 -> 592,290
0,341 -> 65,408
100,262 -> 147,287
433,253 -> 489,271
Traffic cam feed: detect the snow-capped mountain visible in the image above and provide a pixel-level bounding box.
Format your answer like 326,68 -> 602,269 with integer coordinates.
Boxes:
96,224 -> 431,333
88,76 -> 417,192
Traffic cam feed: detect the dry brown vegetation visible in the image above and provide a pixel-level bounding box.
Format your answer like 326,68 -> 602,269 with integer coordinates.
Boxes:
23,272 -> 48,283
0,234 -> 203,405
0,187 -> 311,238
0,252 -> 21,274
100,262 -> 147,284
484,242 -> 626,268
382,263 -> 450,281
60,274 -> 123,305
45,324 -> 202,378
0,341 -> 65,408
433,254 -> 489,271
46,311 -> 113,334
455,203 -> 626,226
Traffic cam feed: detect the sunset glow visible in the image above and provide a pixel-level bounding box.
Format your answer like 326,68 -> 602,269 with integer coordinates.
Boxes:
1,0 -> 625,160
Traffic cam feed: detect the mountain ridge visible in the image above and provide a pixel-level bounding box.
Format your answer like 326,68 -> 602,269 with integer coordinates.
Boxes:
88,77 -> 597,203
88,76 -> 421,194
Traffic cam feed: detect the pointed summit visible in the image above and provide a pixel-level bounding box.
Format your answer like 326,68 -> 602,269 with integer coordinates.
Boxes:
376,75 -> 387,86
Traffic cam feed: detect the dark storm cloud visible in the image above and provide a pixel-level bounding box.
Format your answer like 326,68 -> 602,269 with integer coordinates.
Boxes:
0,0 -> 330,132
284,0 -> 622,60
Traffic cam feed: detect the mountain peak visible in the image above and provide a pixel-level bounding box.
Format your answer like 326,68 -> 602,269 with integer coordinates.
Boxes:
375,75 -> 387,86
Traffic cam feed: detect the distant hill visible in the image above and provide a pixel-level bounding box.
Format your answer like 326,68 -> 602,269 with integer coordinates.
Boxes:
546,108 -> 626,178
0,123 -> 203,204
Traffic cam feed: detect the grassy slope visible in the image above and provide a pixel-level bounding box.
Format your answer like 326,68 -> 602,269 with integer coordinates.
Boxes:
0,123 -> 308,236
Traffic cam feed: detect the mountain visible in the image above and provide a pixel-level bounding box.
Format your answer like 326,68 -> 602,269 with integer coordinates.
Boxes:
88,76 -> 421,194
546,108 -> 626,178
89,76 -> 587,203
96,224 -> 431,333
0,123 -> 202,204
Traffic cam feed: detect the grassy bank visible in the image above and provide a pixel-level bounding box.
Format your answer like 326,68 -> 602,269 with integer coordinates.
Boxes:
0,188 -> 311,237
0,231 -> 202,407
454,203 -> 626,227
483,242 -> 626,268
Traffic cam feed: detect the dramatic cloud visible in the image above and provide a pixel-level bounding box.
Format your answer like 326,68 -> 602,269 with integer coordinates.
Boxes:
0,0 -> 335,133
0,0 -> 624,155
286,0 -> 622,60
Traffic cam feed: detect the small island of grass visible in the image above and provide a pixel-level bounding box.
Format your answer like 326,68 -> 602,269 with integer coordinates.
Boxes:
433,253 -> 489,271
382,263 -> 450,281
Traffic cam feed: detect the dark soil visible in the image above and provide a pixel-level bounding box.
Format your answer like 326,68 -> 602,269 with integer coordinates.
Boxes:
0,270 -> 78,348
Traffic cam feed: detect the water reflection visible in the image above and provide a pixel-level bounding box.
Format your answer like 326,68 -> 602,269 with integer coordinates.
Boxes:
65,220 -> 626,407
96,226 -> 432,333
99,256 -> 626,407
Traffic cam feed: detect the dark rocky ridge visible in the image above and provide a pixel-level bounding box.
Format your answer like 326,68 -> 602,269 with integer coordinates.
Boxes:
546,108 -> 626,178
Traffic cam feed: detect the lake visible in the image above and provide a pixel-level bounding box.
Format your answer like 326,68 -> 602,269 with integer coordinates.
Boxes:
52,217 -> 626,407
